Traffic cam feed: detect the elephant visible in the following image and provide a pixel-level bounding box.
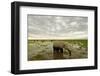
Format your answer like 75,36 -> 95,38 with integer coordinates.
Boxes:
53,41 -> 71,59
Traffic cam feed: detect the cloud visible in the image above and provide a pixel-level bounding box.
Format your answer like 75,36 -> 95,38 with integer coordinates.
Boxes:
28,15 -> 88,39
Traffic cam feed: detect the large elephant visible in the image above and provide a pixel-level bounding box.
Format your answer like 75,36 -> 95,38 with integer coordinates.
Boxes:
53,41 -> 71,59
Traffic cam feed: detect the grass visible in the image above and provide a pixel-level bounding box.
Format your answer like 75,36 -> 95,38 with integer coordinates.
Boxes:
28,39 -> 88,61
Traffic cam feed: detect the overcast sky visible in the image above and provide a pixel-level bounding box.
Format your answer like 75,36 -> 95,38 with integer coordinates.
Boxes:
28,15 -> 88,39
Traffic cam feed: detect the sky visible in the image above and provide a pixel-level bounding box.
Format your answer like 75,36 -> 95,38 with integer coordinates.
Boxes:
27,15 -> 88,39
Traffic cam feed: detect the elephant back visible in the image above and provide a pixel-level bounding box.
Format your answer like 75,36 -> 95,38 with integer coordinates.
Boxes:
53,41 -> 65,48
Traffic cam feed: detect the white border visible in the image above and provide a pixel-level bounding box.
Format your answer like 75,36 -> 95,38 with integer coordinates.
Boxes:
20,6 -> 95,70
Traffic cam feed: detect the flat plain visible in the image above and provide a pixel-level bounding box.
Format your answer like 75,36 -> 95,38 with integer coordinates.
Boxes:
28,40 -> 88,61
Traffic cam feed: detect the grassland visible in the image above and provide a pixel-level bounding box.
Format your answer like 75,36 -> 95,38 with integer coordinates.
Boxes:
28,40 -> 88,61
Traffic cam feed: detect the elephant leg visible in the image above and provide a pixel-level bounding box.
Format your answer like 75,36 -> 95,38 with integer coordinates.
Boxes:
53,47 -> 64,59
60,48 -> 63,53
59,48 -> 63,58
53,47 -> 57,53
53,47 -> 59,59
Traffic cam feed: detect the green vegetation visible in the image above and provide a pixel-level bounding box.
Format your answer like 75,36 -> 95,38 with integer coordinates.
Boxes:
28,39 -> 88,61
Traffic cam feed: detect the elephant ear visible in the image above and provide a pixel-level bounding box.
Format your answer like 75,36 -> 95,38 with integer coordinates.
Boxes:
64,42 -> 69,49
